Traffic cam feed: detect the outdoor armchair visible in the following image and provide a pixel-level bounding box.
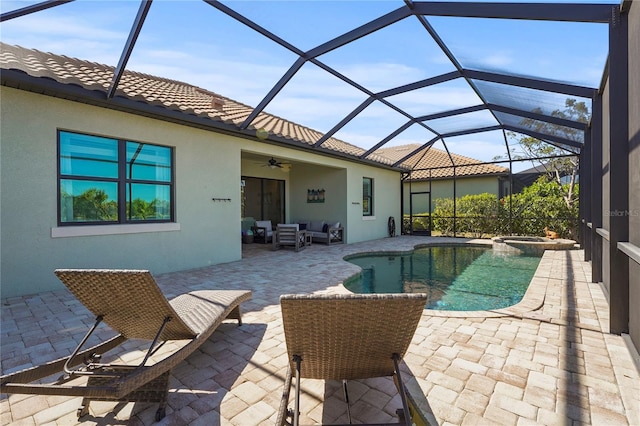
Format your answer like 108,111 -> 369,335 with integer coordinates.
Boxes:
253,220 -> 274,244
273,224 -> 307,252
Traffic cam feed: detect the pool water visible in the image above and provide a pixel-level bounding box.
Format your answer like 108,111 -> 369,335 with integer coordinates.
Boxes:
344,246 -> 542,311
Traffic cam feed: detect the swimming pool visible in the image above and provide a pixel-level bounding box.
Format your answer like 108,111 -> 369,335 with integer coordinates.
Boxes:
344,245 -> 542,311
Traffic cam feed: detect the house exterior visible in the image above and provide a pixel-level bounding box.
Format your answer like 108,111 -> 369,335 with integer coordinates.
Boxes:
511,162 -> 579,193
0,43 -> 404,298
511,163 -> 548,193
375,144 -> 510,215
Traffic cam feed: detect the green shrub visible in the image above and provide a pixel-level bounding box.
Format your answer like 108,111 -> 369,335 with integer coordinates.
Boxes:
423,179 -> 579,240
432,197 -> 455,235
456,193 -> 501,238
503,177 -> 579,239
402,214 -> 432,234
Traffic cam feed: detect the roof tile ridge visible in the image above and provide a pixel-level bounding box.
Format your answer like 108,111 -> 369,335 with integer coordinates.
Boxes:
1,43 -> 404,168
11,43 -> 115,71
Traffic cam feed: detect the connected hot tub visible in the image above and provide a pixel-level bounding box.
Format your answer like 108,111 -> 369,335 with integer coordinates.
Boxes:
492,236 -> 576,255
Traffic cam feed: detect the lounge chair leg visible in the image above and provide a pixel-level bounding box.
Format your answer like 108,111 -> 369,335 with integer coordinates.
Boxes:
155,370 -> 170,421
343,379 -> 352,424
293,355 -> 302,426
155,406 -> 166,421
276,365 -> 294,426
227,305 -> 243,325
393,353 -> 412,426
77,401 -> 90,418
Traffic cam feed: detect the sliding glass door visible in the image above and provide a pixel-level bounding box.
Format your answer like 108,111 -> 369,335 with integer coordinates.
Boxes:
241,176 -> 285,225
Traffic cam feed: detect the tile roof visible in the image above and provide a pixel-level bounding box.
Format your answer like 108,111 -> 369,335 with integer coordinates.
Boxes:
0,43 -> 395,167
374,144 -> 509,180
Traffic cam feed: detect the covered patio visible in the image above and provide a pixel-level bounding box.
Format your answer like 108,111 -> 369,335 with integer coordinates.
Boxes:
1,237 -> 638,424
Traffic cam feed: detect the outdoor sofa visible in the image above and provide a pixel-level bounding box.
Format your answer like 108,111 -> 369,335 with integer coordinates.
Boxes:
299,220 -> 344,245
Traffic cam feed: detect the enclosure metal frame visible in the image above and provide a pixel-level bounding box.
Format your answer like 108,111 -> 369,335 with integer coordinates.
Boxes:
1,0 -> 632,335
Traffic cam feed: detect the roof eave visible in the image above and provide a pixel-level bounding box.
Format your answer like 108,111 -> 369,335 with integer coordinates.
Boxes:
1,69 -> 405,172
406,171 -> 510,182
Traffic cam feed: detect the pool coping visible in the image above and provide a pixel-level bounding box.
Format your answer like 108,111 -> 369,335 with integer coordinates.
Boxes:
338,239 -> 554,319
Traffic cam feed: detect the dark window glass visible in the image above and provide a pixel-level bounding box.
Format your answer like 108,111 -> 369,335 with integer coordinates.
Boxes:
126,142 -> 172,182
363,177 -> 373,216
241,176 -> 285,225
58,131 -> 174,225
60,179 -> 118,223
126,183 -> 172,221
59,132 -> 118,178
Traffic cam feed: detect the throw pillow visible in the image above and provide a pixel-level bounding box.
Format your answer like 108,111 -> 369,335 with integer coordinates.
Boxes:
309,220 -> 325,232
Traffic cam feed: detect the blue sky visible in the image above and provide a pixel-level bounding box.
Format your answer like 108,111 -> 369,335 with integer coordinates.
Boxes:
1,0 -> 615,170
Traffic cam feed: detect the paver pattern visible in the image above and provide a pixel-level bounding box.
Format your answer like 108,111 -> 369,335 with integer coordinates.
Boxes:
1,236 -> 639,425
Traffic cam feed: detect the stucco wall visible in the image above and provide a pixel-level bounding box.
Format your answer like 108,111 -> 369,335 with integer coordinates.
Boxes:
240,148 -> 401,243
1,87 -> 401,297
289,163 -> 347,227
627,0 -> 640,352
0,88 -> 243,297
247,151 -> 401,243
401,176 -> 500,214
346,163 -> 401,243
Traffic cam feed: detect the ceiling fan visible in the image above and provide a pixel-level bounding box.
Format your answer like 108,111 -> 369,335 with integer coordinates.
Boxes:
261,157 -> 291,170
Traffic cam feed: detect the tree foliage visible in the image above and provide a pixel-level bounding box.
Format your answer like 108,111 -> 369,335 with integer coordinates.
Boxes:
433,194 -> 502,238
428,178 -> 580,240
61,187 -> 169,222
508,176 -> 579,239
61,188 -> 117,221
504,98 -> 588,211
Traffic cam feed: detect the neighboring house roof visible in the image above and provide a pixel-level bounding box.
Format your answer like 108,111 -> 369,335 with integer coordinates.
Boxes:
511,164 -> 547,193
0,43 -> 396,168
516,163 -> 549,175
375,144 -> 509,180
512,162 -> 577,192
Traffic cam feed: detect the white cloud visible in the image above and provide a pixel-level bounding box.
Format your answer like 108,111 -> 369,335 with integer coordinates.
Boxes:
386,86 -> 484,116
443,133 -> 510,163
1,7 -> 135,65
481,52 -> 514,68
332,131 -> 380,150
328,62 -> 426,91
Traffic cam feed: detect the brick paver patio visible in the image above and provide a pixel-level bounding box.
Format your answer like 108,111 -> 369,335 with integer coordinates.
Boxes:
1,236 -> 639,425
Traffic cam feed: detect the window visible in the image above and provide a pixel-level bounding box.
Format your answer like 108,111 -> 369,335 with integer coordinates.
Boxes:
363,177 -> 373,216
58,131 -> 174,225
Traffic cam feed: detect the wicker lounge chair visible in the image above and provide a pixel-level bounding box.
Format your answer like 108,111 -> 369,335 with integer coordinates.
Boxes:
277,293 -> 427,426
0,269 -> 252,421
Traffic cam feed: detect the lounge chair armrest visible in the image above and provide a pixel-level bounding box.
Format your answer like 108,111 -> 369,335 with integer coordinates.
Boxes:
251,225 -> 267,235
327,226 -> 344,243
